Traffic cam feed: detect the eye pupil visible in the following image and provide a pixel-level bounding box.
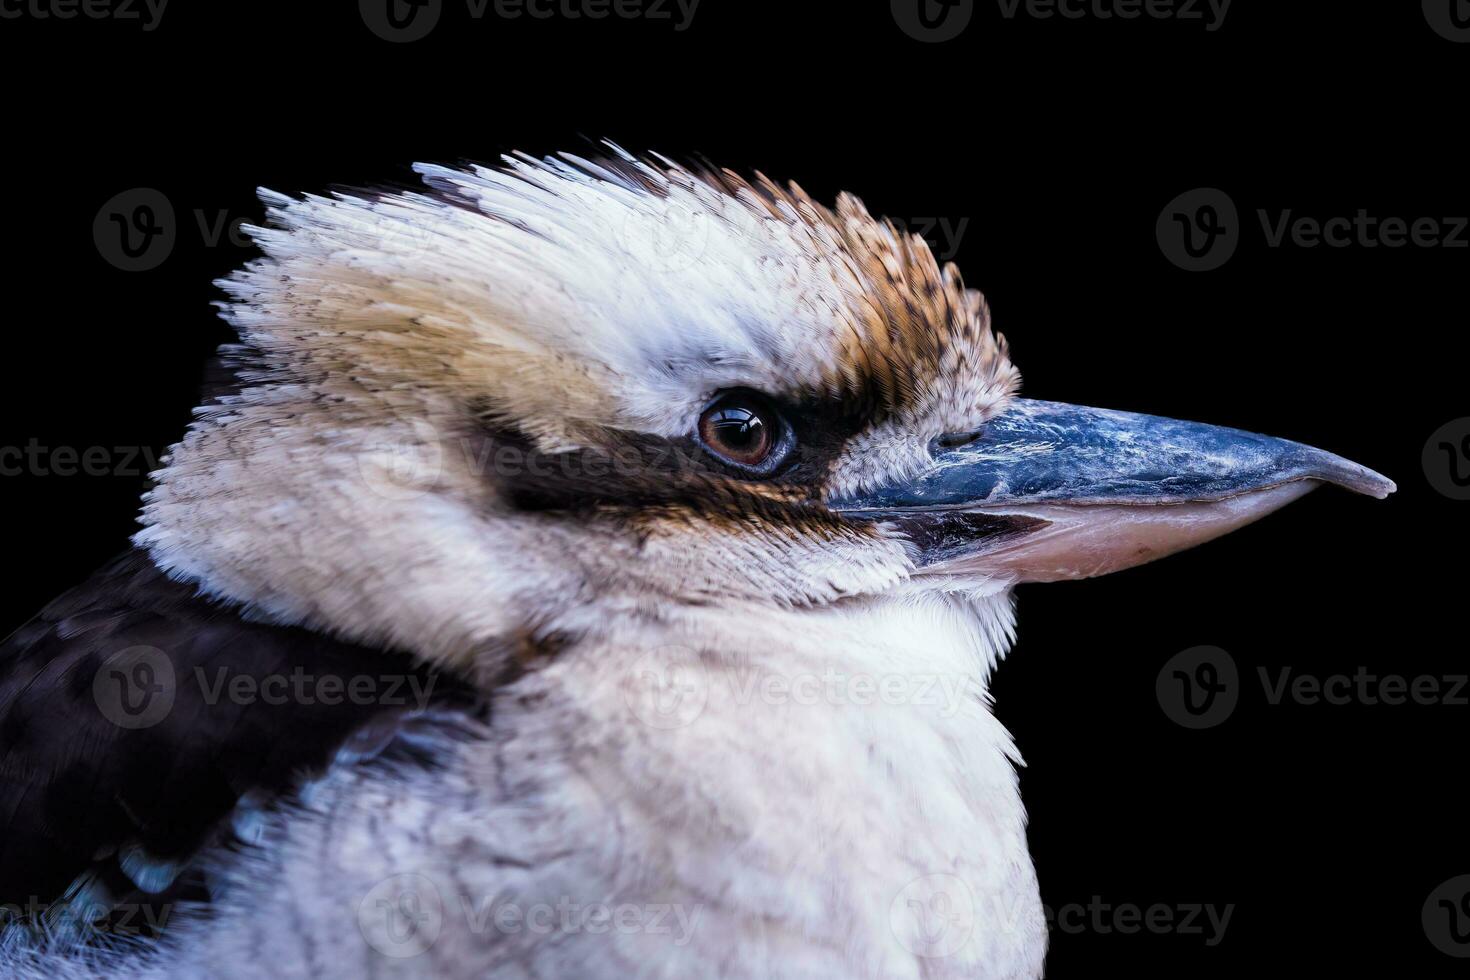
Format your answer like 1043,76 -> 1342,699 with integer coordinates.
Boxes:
710,409 -> 762,448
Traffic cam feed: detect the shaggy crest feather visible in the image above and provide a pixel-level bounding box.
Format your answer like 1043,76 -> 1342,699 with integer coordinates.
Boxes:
216,145 -> 1018,455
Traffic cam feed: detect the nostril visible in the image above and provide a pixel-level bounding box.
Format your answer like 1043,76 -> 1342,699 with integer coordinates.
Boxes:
931,429 -> 985,453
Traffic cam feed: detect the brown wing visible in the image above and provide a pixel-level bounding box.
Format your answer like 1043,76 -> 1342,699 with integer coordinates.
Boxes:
0,550 -> 478,934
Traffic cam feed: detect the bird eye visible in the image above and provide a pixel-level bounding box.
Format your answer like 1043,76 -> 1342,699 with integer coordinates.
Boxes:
697,392 -> 791,474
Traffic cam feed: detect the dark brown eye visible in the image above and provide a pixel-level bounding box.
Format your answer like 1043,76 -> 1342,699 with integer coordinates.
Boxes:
697,392 -> 791,474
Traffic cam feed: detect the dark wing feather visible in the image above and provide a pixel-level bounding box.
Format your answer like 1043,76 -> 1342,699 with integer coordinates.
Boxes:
0,550 -> 475,924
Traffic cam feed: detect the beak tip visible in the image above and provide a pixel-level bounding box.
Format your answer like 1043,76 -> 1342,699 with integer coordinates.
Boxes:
1307,454 -> 1396,500
1368,475 -> 1397,500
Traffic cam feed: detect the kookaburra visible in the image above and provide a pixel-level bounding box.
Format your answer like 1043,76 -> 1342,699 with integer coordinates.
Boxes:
1,147 -> 1392,979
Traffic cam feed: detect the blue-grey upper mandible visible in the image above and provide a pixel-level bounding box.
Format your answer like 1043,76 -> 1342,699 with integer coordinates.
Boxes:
832,399 -> 1395,511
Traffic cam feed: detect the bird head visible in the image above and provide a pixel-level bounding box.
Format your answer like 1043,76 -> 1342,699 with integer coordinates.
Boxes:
136,148 -> 1393,676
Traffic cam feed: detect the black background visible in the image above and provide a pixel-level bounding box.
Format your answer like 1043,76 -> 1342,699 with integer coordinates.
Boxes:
1,1 -> 1465,976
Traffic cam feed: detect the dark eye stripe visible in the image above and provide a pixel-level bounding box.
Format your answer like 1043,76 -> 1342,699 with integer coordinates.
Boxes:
474,391 -> 868,515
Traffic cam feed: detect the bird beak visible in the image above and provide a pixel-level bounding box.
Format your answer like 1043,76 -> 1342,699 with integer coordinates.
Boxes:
829,399 -> 1395,582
